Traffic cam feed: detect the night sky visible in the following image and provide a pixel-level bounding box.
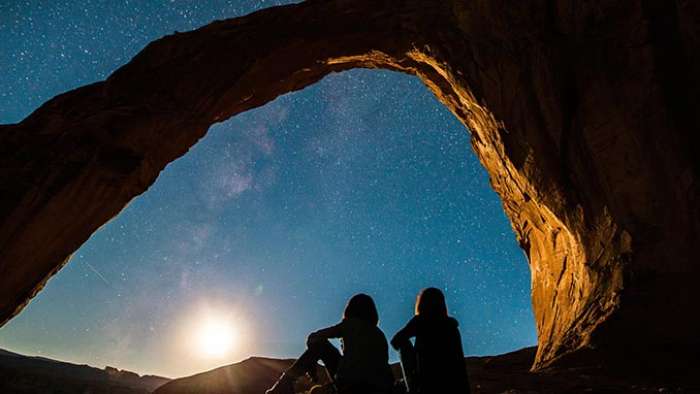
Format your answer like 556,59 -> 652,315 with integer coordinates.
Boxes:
0,1 -> 536,378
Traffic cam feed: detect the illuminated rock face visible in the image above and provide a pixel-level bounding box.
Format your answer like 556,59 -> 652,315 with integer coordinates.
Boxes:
0,0 -> 698,370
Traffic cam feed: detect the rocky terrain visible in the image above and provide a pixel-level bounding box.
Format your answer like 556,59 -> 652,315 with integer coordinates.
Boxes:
2,345 -> 697,393
153,358 -> 296,394
0,348 -> 169,393
1,0 -> 699,380
154,347 -> 699,394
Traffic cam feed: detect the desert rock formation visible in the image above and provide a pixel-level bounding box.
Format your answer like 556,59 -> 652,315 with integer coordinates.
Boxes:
1,0 -> 698,370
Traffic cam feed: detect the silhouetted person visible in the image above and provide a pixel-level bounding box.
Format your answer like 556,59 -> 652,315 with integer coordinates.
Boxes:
266,293 -> 394,394
391,288 -> 470,394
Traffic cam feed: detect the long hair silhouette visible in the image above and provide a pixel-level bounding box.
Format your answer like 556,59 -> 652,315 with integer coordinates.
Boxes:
414,287 -> 448,318
343,293 -> 379,325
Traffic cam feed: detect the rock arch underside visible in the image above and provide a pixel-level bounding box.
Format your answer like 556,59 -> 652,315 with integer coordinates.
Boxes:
1,0 -> 699,373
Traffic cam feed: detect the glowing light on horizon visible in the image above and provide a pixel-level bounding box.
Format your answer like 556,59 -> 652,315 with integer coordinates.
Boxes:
195,315 -> 239,358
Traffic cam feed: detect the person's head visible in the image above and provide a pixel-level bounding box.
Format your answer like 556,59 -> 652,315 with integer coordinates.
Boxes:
415,287 -> 448,318
343,293 -> 379,326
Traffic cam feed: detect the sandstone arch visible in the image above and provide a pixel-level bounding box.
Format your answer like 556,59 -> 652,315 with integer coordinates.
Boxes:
1,0 -> 698,370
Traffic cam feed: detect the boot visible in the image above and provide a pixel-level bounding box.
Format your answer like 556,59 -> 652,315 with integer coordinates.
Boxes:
265,372 -> 295,394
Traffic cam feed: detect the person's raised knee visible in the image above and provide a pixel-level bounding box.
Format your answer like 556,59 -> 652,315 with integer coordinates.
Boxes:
306,336 -> 332,349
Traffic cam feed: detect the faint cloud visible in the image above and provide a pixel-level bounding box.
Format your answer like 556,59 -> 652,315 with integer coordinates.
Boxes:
305,72 -> 391,162
249,124 -> 275,155
219,163 -> 254,199
191,223 -> 212,249
199,102 -> 288,209
180,269 -> 191,291
175,223 -> 213,256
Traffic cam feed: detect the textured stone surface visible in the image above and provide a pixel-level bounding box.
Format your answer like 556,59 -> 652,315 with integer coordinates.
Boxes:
1,0 -> 699,370
158,348 -> 700,393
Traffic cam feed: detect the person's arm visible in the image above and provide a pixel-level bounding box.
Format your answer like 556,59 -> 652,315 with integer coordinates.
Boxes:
390,316 -> 418,350
307,321 -> 344,345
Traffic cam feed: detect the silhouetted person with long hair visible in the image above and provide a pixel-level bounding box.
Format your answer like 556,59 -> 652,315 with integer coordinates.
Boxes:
266,293 -> 394,394
391,288 -> 470,393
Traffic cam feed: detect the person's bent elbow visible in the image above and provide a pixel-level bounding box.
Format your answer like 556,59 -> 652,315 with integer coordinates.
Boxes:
390,335 -> 410,351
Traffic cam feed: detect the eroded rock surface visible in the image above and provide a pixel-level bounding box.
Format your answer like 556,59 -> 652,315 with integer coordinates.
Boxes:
156,348 -> 700,393
1,0 -> 699,370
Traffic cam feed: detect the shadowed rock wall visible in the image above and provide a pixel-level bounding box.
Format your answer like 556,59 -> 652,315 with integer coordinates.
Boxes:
1,0 -> 698,370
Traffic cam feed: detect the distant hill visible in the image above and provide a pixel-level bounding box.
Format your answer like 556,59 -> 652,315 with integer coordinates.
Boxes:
5,345 -> 690,393
154,346 -> 696,394
0,348 -> 169,394
152,350 -> 542,394
154,357 -> 294,394
152,350 -> 536,394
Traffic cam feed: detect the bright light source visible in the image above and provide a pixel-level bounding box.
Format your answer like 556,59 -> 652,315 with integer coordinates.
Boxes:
196,316 -> 237,358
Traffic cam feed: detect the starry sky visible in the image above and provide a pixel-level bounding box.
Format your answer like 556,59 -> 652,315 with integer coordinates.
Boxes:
0,0 -> 536,378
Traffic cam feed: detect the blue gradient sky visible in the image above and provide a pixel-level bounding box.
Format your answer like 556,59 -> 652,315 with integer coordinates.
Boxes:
0,0 -> 536,378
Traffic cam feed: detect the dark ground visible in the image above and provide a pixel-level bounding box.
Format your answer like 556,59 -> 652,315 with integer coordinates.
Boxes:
155,347 -> 700,394
2,346 -> 697,393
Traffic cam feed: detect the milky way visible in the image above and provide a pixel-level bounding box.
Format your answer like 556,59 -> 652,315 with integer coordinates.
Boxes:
0,1 -> 536,377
